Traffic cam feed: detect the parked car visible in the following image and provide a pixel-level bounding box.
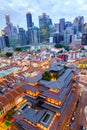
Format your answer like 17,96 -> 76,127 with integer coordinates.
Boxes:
80,125 -> 86,130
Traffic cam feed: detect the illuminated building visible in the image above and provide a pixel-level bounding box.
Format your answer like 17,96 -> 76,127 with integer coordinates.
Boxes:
12,64 -> 80,130
1,30 -> 6,36
0,87 -> 24,118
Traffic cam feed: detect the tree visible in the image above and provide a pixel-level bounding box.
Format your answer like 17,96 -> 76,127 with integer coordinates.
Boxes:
14,47 -> 22,52
55,44 -> 70,51
6,52 -> 13,57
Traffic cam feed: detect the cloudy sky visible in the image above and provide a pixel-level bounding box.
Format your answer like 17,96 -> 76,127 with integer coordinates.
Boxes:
0,0 -> 87,32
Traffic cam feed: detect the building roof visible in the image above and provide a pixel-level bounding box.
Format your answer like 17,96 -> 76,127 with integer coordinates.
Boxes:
0,67 -> 21,78
26,74 -> 42,83
13,106 -> 46,124
42,83 -> 72,101
0,87 -> 24,109
42,91 -> 76,114
47,65 -> 63,72
22,84 -> 39,92
58,69 -> 72,82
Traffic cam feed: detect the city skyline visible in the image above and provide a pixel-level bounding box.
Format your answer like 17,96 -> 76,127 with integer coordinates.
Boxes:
0,0 -> 87,33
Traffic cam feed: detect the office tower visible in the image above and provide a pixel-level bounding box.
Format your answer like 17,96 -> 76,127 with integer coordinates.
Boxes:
26,26 -> 39,44
59,18 -> 65,33
4,36 -> 10,47
73,16 -> 84,33
65,21 -> 72,29
26,12 -> 33,29
31,26 -> 39,43
1,30 -> 9,48
10,26 -> 19,47
4,14 -> 13,40
64,27 -> 73,45
0,37 -> 4,51
5,24 -> 13,39
53,33 -> 64,44
84,23 -> 87,33
26,29 -> 33,44
54,23 -> 60,33
81,33 -> 87,45
13,26 -> 17,37
5,14 -> 10,25
39,13 -> 52,43
19,28 -> 27,46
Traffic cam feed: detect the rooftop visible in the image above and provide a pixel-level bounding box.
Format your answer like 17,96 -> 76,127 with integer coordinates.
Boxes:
0,67 -> 21,78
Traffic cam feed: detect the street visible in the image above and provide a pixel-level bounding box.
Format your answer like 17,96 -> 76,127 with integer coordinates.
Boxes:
73,73 -> 87,130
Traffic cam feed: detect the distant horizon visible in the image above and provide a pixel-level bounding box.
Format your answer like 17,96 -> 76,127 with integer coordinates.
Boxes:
0,0 -> 87,34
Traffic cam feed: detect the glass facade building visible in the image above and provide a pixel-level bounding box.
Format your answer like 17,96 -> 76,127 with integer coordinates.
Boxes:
39,13 -> 52,43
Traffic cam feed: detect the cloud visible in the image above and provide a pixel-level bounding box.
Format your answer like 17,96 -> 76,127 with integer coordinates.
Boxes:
0,0 -> 87,33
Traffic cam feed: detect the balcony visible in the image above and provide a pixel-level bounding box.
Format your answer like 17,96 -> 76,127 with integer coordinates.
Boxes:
26,90 -> 40,97
46,97 -> 62,107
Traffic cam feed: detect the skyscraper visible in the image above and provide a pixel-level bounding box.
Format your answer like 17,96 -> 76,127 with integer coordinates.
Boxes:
31,26 -> 39,43
59,18 -> 65,33
81,33 -> 87,45
19,28 -> 27,46
5,14 -> 10,25
26,12 -> 32,29
4,14 -> 13,39
73,16 -> 84,33
39,13 -> 52,43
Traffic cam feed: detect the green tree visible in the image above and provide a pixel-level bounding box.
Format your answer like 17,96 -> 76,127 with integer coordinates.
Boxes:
14,47 -> 22,52
55,44 -> 70,51
6,52 -> 13,57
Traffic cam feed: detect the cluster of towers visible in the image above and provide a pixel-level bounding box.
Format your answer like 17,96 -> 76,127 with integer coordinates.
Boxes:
0,12 -> 87,51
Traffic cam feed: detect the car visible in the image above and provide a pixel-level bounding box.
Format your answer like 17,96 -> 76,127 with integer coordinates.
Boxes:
70,122 -> 75,129
80,125 -> 86,130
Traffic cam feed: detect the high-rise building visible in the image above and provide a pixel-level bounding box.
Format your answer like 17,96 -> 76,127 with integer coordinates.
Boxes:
53,32 -> 64,44
5,14 -> 10,25
65,21 -> 72,29
31,26 -> 39,43
54,23 -> 60,33
4,36 -> 10,47
19,28 -> 27,46
0,37 -> 4,51
5,24 -> 13,39
59,18 -> 65,33
39,13 -> 52,43
26,26 -> 39,44
1,30 -> 10,48
73,16 -> 84,33
4,14 -> 13,40
64,27 -> 73,45
26,12 -> 33,29
81,33 -> 87,45
84,23 -> 87,33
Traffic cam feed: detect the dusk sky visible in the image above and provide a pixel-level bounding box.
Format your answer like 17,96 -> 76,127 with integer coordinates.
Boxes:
0,0 -> 87,32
